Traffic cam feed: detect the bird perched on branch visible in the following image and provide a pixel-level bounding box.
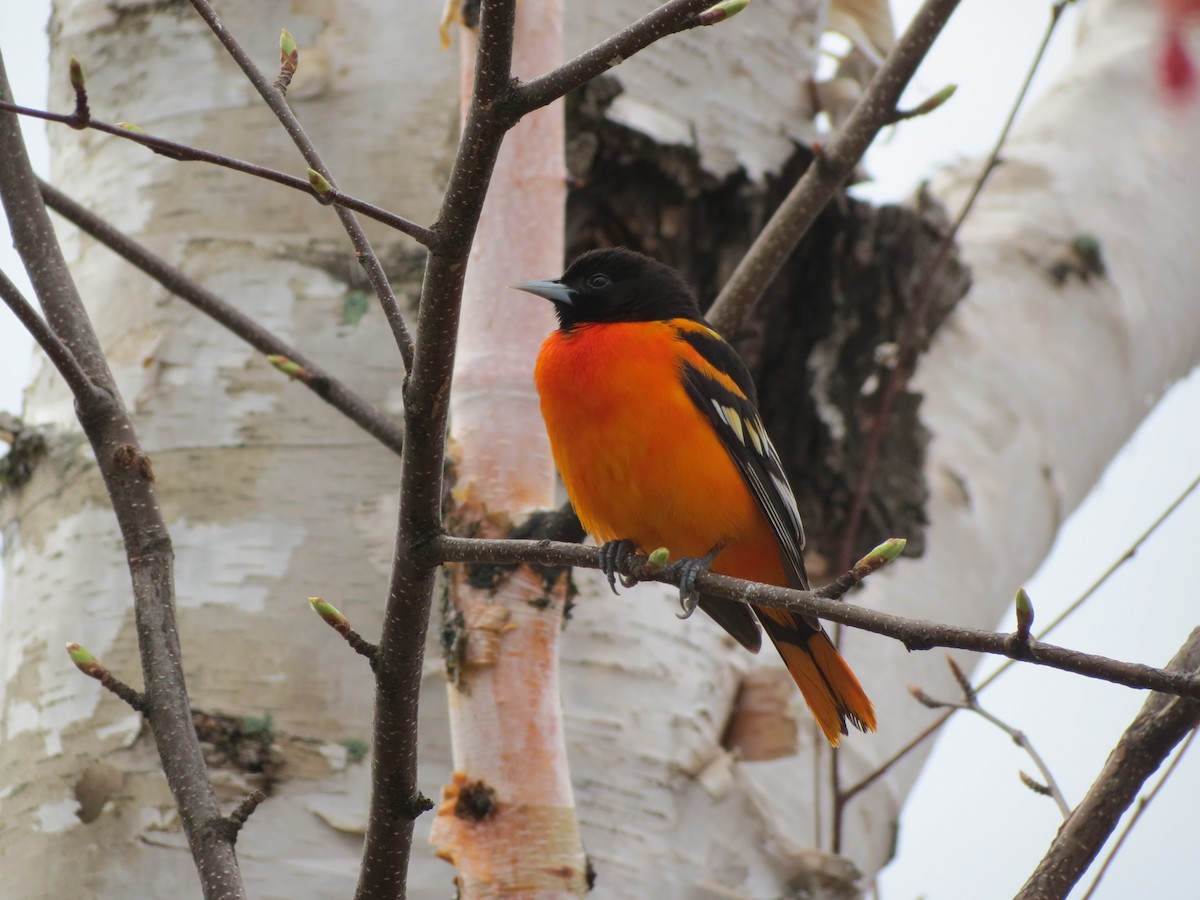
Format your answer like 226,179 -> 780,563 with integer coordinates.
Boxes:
516,247 -> 875,746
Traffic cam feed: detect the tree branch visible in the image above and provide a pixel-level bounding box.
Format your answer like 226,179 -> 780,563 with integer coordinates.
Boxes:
433,535 -> 1200,702
0,98 -> 435,249
0,50 -> 246,900
834,0 -> 1074,574
355,3 -> 520,897
1080,727 -> 1198,900
219,789 -> 267,844
38,179 -> 406,457
0,269 -> 100,403
511,0 -> 717,116
1015,628 -> 1200,900
308,597 -> 379,668
185,0 -> 417,373
706,0 -> 964,333
910,657 -> 1071,818
838,470 -> 1200,804
64,641 -> 146,712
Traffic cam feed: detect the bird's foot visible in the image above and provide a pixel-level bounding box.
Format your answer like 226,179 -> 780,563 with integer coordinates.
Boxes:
597,539 -> 640,595
667,544 -> 723,620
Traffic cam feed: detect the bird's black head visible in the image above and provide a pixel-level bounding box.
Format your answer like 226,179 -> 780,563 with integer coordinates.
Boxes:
513,247 -> 704,330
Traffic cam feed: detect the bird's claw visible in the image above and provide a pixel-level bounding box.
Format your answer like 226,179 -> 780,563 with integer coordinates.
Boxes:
598,539 -> 639,595
668,545 -> 721,620
676,590 -> 699,620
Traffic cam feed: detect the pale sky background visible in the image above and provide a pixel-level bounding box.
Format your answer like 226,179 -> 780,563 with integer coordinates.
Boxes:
1,2 -> 1197,899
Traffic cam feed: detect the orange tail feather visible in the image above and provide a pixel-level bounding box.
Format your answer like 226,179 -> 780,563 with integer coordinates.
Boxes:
758,610 -> 876,747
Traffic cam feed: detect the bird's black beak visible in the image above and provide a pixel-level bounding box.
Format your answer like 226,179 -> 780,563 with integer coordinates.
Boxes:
511,279 -> 574,306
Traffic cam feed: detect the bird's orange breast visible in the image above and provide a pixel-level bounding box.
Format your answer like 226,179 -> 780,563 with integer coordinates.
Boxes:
534,321 -> 785,585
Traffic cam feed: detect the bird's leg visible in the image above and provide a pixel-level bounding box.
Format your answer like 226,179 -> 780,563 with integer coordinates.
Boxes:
597,539 -> 639,595
668,543 -> 724,620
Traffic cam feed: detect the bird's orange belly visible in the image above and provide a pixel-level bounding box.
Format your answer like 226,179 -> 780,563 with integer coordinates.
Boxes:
535,322 -> 785,585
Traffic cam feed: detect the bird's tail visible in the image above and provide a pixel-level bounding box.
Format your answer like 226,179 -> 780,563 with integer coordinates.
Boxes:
755,607 -> 876,747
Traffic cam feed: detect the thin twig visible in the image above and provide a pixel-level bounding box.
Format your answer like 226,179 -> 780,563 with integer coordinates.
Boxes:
0,98 -> 436,248
38,179 -> 406,457
830,2 -> 1079,846
0,51 -> 247,899
706,0 -> 965,333
185,0 -> 417,373
839,470 -> 1200,803
433,534 -> 1200,702
834,0 -> 1075,574
222,789 -> 268,843
840,716 -> 947,803
1080,727 -> 1198,900
996,470 -> 1200,655
511,0 -> 717,117
911,657 -> 1071,818
308,597 -> 379,668
65,642 -> 147,712
0,269 -> 100,402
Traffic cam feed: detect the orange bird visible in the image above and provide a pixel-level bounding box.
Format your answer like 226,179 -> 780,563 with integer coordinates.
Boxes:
516,248 -> 875,746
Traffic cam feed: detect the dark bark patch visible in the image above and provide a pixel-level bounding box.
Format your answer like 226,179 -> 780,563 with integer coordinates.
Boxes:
192,709 -> 284,794
0,420 -> 47,490
454,778 -> 498,821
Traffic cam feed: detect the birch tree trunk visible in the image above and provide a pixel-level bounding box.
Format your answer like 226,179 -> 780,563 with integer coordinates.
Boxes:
427,6 -> 586,897
0,2 -> 457,897
1,0 -> 1197,897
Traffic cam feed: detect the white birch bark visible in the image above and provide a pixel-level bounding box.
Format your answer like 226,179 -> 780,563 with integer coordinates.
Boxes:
0,1 -> 457,897
2,0 -> 1196,897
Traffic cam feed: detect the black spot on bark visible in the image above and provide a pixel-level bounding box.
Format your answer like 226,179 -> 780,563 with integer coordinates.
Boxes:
455,779 -> 498,821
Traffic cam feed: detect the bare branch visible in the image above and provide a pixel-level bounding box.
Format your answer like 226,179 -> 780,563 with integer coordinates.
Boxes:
219,790 -> 268,844
1080,728 -> 1198,900
185,0 -> 417,373
0,49 -> 246,899
911,657 -> 1071,818
705,0 -> 964,332
1013,470 -> 1200,651
834,0 -> 1075,573
840,470 -> 1200,804
512,0 -> 716,116
308,597 -> 379,668
38,179 -> 406,457
0,269 -> 100,403
64,642 -> 146,712
0,98 -> 436,248
1015,629 -> 1200,900
433,534 -> 1200,702
355,3 -> 521,896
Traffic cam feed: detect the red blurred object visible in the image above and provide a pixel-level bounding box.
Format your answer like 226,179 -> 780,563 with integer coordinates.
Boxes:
1161,27 -> 1196,99
1162,0 -> 1200,102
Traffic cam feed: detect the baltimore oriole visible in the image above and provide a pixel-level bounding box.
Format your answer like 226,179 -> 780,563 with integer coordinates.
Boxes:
516,247 -> 875,746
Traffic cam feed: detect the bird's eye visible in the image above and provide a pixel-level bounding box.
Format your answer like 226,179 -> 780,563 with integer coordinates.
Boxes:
586,273 -> 611,290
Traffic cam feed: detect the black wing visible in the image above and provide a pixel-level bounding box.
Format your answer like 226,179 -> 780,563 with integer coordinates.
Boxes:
673,323 -> 810,594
